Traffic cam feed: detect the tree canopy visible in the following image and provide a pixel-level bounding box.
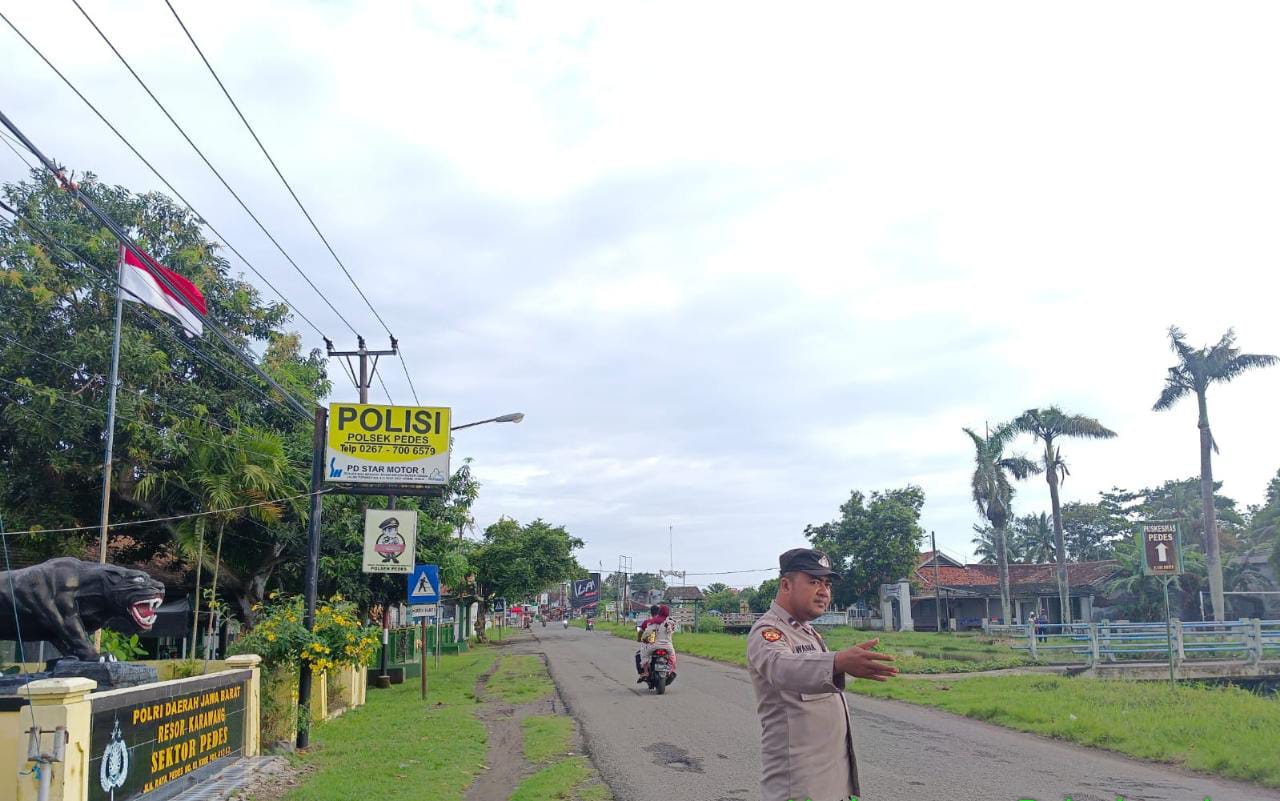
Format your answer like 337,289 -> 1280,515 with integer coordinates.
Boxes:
805,486 -> 925,607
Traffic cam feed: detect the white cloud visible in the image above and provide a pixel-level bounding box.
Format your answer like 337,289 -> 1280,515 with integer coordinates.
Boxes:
5,1 -> 1280,578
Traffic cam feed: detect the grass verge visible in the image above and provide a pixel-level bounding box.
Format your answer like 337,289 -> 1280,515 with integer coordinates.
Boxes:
509,757 -> 609,801
522,714 -> 576,763
594,620 -> 1053,673
851,675 -> 1280,787
488,654 -> 556,704
277,649 -> 492,801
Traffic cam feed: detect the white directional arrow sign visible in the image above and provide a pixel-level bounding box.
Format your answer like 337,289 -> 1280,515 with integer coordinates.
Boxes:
1140,522 -> 1181,576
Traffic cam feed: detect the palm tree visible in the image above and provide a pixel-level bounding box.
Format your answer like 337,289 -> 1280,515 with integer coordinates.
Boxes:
972,523 -> 1026,565
1010,407 -> 1117,623
964,423 -> 1041,623
1153,326 -> 1277,622
137,415 -> 299,659
1014,512 -> 1057,565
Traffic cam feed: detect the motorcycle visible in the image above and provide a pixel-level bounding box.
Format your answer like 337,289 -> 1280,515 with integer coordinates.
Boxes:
563,618 -> 570,629
541,618 -> 546,627
585,619 -> 594,631
644,648 -> 674,694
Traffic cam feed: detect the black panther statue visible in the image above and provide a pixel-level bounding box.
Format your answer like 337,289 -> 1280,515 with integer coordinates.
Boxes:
0,558 -> 165,661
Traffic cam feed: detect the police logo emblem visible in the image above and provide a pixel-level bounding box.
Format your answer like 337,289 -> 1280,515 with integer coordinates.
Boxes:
760,627 -> 783,642
818,554 -> 831,569
100,717 -> 129,797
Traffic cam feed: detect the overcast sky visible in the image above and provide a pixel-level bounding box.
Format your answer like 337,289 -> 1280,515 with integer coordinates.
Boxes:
4,2 -> 1279,587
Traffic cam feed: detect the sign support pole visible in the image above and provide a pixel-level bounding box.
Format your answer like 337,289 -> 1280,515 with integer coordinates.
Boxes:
421,614 -> 428,700
296,405 -> 327,749
1162,576 -> 1175,687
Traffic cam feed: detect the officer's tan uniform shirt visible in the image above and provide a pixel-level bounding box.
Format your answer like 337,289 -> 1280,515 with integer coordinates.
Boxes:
747,602 -> 859,801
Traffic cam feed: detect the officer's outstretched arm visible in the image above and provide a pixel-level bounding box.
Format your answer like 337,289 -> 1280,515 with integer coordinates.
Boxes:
747,627 -> 844,695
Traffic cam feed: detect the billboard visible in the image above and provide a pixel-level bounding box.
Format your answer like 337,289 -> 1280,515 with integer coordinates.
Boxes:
326,404 -> 450,487
571,573 -> 601,617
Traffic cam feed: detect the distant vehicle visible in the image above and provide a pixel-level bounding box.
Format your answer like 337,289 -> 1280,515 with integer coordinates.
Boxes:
643,648 -> 674,695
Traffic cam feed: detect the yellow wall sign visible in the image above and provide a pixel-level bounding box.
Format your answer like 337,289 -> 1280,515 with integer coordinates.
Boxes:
325,404 -> 451,486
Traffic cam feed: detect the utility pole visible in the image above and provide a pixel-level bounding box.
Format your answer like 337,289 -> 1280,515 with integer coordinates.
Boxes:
932,531 -> 941,633
618,555 -> 632,622
320,332 -> 399,690
669,525 -> 673,573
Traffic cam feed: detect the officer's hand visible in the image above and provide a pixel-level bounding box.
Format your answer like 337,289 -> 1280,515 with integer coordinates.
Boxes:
833,638 -> 898,681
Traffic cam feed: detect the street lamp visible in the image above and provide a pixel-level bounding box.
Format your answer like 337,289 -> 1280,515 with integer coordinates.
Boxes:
451,412 -> 525,431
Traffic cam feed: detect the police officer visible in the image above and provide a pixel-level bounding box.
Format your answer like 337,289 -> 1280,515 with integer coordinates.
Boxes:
747,548 -> 898,801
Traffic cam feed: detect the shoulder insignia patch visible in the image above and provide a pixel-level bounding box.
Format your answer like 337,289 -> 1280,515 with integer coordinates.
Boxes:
760,627 -> 783,642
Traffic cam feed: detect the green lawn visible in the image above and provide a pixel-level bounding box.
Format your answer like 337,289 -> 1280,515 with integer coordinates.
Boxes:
279,649 -> 493,801
595,621 -> 1056,673
851,675 -> 1280,787
509,758 -> 606,801
487,654 -> 556,704
522,714 -> 576,763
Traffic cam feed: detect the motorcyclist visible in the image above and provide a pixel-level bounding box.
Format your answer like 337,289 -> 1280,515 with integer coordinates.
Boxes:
635,604 -> 677,684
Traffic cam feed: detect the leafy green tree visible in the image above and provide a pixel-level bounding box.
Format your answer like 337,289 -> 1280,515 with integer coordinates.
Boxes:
805,486 -> 926,607
1153,326 -> 1277,621
1010,407 -> 1117,623
469,517 -> 584,640
1060,501 -> 1128,561
628,572 -> 667,601
0,172 -> 327,599
1249,470 -> 1280,578
965,424 -> 1040,622
1012,512 -> 1056,564
702,587 -> 738,614
704,582 -> 729,594
750,578 -> 780,612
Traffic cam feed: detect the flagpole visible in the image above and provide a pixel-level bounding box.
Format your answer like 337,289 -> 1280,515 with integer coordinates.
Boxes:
96,242 -> 126,572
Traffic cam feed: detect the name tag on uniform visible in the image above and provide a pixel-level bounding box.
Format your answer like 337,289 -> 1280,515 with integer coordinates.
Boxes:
794,644 -> 818,652
800,692 -> 834,701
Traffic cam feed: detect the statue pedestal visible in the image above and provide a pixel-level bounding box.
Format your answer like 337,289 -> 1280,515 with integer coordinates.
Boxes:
51,659 -> 157,689
0,660 -> 157,695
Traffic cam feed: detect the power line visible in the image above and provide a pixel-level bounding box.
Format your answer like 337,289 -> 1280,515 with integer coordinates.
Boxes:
0,197 -> 308,421
0,122 -> 312,424
0,128 -> 34,169
0,10 -> 329,342
162,0 -> 392,338
67,0 -> 362,339
0,331 -> 243,437
0,488 -> 330,538
161,1 -> 423,405
0,380 -> 309,470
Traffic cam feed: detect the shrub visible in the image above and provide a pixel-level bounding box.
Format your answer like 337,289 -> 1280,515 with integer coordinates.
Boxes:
100,629 -> 147,661
695,615 -> 725,633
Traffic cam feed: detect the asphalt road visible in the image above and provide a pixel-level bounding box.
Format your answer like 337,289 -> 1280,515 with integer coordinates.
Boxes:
529,624 -> 1280,801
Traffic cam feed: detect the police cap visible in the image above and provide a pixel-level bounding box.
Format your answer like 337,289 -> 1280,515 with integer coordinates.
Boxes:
778,548 -> 839,579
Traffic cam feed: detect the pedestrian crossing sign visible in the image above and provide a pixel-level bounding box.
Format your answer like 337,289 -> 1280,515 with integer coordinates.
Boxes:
408,564 -> 440,603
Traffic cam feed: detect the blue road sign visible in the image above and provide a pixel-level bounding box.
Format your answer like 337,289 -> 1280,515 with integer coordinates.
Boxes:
493,598 -> 507,614
408,564 -> 440,604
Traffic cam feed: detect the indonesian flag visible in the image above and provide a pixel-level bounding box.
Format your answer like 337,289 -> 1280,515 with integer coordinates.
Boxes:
119,244 -> 206,336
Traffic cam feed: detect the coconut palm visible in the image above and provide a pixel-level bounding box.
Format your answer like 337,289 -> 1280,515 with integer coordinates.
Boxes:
1013,512 -> 1057,565
1010,407 -> 1117,623
1153,326 -> 1277,622
964,423 -> 1041,623
972,523 -> 1027,565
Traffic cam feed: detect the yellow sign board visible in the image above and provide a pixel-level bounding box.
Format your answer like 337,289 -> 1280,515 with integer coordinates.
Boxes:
326,404 -> 451,486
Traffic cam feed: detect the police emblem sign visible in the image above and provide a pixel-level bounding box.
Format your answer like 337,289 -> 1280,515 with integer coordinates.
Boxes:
326,403 -> 451,487
363,509 -> 418,574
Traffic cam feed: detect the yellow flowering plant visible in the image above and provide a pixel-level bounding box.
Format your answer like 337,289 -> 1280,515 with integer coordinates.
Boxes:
229,594 -> 378,672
